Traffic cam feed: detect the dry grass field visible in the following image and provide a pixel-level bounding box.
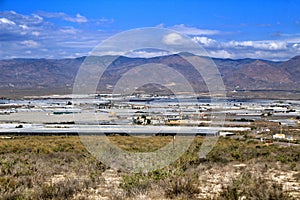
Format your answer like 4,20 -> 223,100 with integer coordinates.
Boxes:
0,135 -> 299,199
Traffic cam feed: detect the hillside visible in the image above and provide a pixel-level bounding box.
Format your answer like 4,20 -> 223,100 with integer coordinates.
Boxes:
0,54 -> 299,97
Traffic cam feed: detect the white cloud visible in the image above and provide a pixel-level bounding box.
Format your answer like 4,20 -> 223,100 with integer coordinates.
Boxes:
19,24 -> 29,30
190,35 -> 300,60
32,31 -> 40,36
162,33 -> 184,45
1,11 -> 300,61
0,17 -> 15,25
125,50 -> 171,58
0,11 -> 114,59
292,43 -> 300,51
195,37 -> 287,51
224,40 -> 287,50
59,27 -> 78,34
94,17 -> 114,24
32,14 -> 43,22
20,40 -> 39,47
37,12 -> 88,23
192,36 -> 217,47
91,50 -> 126,56
208,50 -> 232,58
231,50 -> 293,61
25,50 -> 32,54
171,24 -> 220,35
64,13 -> 88,23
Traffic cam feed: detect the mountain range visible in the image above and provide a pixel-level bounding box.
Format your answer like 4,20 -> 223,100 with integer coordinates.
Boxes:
0,54 -> 300,98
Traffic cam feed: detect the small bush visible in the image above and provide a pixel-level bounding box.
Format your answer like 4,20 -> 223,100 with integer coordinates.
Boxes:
217,172 -> 293,200
164,173 -> 200,199
39,179 -> 81,200
0,136 -> 106,200
120,173 -> 153,197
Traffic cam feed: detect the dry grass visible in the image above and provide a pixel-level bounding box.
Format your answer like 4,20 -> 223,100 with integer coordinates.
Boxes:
0,136 -> 106,200
108,135 -> 173,152
217,172 -> 293,200
0,135 -> 299,199
116,137 -> 299,199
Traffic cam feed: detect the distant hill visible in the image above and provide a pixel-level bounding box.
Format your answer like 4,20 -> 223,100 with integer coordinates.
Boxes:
0,54 -> 299,98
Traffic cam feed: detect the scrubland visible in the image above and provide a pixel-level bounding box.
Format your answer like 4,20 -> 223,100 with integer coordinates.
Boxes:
0,136 -> 299,199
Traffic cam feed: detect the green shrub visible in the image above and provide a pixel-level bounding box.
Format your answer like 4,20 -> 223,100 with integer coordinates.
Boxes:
120,173 -> 153,197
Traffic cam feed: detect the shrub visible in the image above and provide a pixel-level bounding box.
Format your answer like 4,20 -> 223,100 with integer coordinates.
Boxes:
217,172 -> 293,200
164,172 -> 200,199
120,173 -> 153,197
0,136 -> 106,200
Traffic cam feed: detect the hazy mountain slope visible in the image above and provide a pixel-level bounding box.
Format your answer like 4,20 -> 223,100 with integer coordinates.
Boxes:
0,54 -> 299,97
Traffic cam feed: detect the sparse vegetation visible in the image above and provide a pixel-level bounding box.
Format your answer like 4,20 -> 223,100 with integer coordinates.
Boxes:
0,135 -> 299,199
0,136 -> 106,200
217,172 -> 293,200
116,137 -> 300,199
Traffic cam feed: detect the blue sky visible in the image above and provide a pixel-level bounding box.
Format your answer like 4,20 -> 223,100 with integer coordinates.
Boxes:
1,0 -> 300,60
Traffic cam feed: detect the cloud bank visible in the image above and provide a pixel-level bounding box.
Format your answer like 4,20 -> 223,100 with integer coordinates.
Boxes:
1,11 -> 300,61
0,11 -> 113,59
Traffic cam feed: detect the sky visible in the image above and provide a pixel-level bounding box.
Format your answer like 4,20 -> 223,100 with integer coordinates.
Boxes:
1,0 -> 300,60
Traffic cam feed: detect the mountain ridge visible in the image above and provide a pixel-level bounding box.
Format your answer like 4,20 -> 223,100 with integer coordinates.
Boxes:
0,54 -> 299,98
